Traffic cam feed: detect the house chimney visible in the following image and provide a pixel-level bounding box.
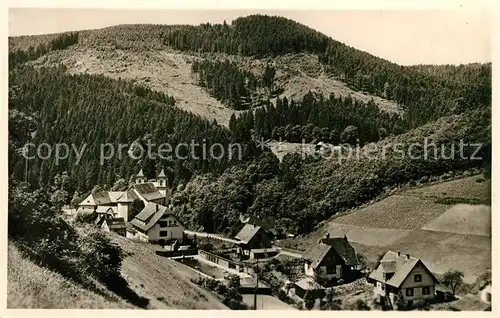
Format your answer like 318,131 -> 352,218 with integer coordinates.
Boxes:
406,253 -> 410,259
344,234 -> 348,242
325,233 -> 330,239
156,204 -> 159,212
398,252 -> 401,257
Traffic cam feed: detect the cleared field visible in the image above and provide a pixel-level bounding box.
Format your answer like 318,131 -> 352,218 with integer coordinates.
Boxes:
242,294 -> 297,310
407,175 -> 490,202
8,243 -> 132,309
111,234 -> 226,309
333,195 -> 449,230
266,141 -> 315,161
32,48 -> 238,126
33,45 -> 401,128
422,204 -> 490,236
296,176 -> 491,283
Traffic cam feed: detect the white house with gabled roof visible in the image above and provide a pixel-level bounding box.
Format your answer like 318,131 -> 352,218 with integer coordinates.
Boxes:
369,251 -> 438,304
129,202 -> 185,245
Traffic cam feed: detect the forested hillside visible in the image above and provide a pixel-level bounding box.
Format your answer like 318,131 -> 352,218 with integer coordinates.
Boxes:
191,59 -> 278,110
171,108 -> 490,235
9,65 -> 259,194
8,14 -> 491,238
164,15 -> 491,129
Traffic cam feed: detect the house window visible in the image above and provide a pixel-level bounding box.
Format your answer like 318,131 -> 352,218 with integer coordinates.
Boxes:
422,286 -> 430,295
326,266 -> 336,274
160,180 -> 164,186
406,288 -> 414,297
486,292 -> 491,303
158,221 -> 168,228
414,274 -> 422,282
159,231 -> 168,237
381,283 -> 385,291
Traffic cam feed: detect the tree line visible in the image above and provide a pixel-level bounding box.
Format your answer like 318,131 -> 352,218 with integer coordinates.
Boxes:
230,92 -> 405,145
191,59 -> 276,110
9,32 -> 79,68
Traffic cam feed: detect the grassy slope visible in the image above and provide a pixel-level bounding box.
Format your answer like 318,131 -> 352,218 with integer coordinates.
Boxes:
7,242 -> 133,309
110,234 -> 227,309
8,234 -> 227,309
285,175 -> 491,283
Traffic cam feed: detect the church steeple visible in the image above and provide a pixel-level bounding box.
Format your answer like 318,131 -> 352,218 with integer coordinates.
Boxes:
156,168 -> 167,196
135,169 -> 146,184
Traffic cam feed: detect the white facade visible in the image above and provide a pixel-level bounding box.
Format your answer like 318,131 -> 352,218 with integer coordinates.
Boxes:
304,262 -> 342,280
373,263 -> 436,302
147,214 -> 185,243
117,202 -> 130,222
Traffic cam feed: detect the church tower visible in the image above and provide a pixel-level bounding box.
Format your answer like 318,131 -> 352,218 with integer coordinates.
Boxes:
135,169 -> 146,184
156,168 -> 168,197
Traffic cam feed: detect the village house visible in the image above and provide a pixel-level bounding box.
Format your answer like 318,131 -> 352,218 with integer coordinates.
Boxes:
78,190 -> 138,221
368,251 -> 439,305
129,202 -> 185,245
303,234 -> 360,285
98,216 -> 127,236
233,223 -> 278,260
240,215 -> 279,239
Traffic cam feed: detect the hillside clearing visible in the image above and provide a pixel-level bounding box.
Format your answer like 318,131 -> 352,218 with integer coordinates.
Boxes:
31,46 -> 401,127
31,47 -> 238,126
421,204 -> 491,236
407,174 -> 490,202
333,195 -> 449,230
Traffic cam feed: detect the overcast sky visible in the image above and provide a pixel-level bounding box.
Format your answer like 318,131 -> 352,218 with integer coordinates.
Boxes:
8,8 -> 491,65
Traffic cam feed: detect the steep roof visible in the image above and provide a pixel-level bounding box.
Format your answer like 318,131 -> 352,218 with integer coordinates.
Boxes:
157,169 -> 166,178
303,244 -> 333,268
116,190 -> 139,203
92,191 -> 112,205
105,217 -> 126,230
79,191 -> 113,206
78,193 -> 96,206
136,169 -> 144,177
304,237 -> 359,268
235,224 -> 262,244
244,215 -> 277,235
320,237 -> 359,266
130,182 -> 165,201
108,191 -> 125,203
368,251 -> 439,288
129,202 -> 182,232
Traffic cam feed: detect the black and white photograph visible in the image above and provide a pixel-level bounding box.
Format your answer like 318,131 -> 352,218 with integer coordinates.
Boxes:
4,0 -> 494,313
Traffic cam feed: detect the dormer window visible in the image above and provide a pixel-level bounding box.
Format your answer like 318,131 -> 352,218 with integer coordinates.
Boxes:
384,272 -> 395,281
